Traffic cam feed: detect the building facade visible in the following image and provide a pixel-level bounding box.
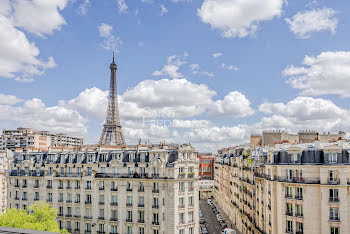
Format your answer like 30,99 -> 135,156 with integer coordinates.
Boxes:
0,128 -> 84,151
7,143 -> 199,234
214,141 -> 350,234
0,150 -> 8,214
197,154 -> 215,180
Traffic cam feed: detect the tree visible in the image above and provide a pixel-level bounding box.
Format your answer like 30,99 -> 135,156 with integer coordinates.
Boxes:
0,201 -> 69,233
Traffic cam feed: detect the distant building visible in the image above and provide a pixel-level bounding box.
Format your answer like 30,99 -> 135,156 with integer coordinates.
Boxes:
0,150 -> 9,214
197,154 -> 215,180
250,130 -> 346,147
0,128 -> 84,151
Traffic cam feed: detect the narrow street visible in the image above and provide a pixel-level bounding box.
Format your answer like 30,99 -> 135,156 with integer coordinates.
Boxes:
199,199 -> 222,234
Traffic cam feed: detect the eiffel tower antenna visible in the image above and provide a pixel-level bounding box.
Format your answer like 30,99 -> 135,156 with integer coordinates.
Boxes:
99,53 -> 126,146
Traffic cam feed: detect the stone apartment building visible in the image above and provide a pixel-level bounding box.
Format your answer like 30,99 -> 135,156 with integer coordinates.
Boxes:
0,128 -> 84,151
6,143 -> 199,234
214,141 -> 350,234
0,150 -> 8,214
251,130 -> 345,148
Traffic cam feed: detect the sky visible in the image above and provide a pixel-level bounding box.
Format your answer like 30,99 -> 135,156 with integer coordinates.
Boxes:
1,0 -> 350,152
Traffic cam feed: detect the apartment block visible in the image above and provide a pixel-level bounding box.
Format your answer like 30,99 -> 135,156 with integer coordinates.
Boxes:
6,143 -> 199,234
0,150 -> 8,214
197,154 -> 215,180
0,128 -> 84,151
214,141 -> 350,234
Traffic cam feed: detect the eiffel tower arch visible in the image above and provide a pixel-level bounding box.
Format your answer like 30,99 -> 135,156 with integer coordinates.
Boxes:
99,54 -> 126,146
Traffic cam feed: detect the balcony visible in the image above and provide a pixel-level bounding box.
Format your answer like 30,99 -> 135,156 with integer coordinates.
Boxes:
22,185 -> 27,188
152,221 -> 160,225
84,215 -> 92,219
58,199 -> 63,203
138,204 -> 144,207
274,176 -> 320,184
152,189 -> 159,193
125,219 -> 133,222
75,200 -> 81,204
22,198 -> 27,201
66,200 -> 72,203
74,215 -> 81,218
285,230 -> 293,234
138,188 -> 144,192
75,186 -> 81,190
99,201 -> 105,205
46,199 -> 52,203
152,174 -> 159,179
58,186 -> 63,189
55,173 -> 82,178
34,185 -> 39,188
15,184 -> 19,188
99,187 -> 105,191
111,202 -> 118,206
46,185 -> 52,189
111,187 -> 118,191
285,194 -> 293,199
328,179 -> 340,185
97,232 -> 105,234
296,231 -> 303,234
329,197 -> 339,203
295,195 -> 303,200
285,211 -> 293,216
188,172 -> 194,178
152,205 -> 159,209
138,219 -> 145,223
34,198 -> 39,201
58,213 -> 63,217
74,229 -> 80,233
65,214 -> 72,218
188,187 -> 194,192
85,201 -> 92,205
126,188 -> 133,192
329,217 -> 340,222
178,173 -> 186,179
85,187 -> 91,190
110,217 -> 118,221
126,203 -> 133,207
98,216 -> 105,220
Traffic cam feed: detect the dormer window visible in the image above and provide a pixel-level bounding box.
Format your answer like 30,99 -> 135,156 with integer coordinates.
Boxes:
292,154 -> 298,163
100,154 -> 106,162
329,153 -> 337,163
87,155 -> 92,163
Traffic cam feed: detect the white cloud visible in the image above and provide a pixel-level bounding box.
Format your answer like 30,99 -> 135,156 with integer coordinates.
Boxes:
0,97 -> 87,136
208,91 -> 254,118
258,96 -> 350,132
160,4 -> 168,16
0,0 -> 65,81
283,51 -> 350,98
10,0 -> 67,37
98,23 -> 123,52
198,0 -> 284,38
285,8 -> 337,39
77,0 -> 90,15
152,53 -> 188,79
190,64 -> 214,77
117,0 -> 128,14
0,94 -> 23,105
212,52 -> 223,58
221,63 -> 238,71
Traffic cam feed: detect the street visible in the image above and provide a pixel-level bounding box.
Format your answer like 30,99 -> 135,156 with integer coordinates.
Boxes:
199,199 -> 222,234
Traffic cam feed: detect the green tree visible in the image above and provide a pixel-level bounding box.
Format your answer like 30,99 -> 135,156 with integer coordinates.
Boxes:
0,201 -> 69,233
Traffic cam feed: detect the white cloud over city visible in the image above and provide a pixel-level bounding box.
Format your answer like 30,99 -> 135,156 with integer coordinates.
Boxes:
198,0 -> 284,38
285,8 -> 338,39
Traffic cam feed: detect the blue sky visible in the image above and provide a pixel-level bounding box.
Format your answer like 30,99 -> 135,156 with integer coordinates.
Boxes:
1,0 -> 350,152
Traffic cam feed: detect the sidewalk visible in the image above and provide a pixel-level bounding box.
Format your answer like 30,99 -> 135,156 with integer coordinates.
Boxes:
212,199 -> 241,234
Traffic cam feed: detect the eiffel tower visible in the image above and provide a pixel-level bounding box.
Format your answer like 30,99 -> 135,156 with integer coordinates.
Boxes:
99,53 -> 126,146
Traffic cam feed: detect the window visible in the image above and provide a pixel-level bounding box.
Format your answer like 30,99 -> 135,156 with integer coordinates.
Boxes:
286,203 -> 293,215
99,209 -> 104,219
179,182 -> 185,192
138,182 -> 144,191
86,194 -> 91,204
75,194 -> 80,203
285,187 -> 293,198
127,196 -> 133,206
153,182 -> 159,192
330,207 -> 339,221
85,223 -> 91,232
59,193 -> 63,202
296,223 -> 303,233
329,171 -> 339,184
111,195 -> 118,204
139,196 -> 144,206
98,224 -> 104,232
127,182 -> 132,191
111,226 -> 118,234
329,153 -> 337,163
111,210 -> 118,220
67,207 -> 72,215
330,189 -> 339,202
292,154 -> 298,162
188,196 -> 193,206
286,220 -> 293,232
330,227 -> 339,234
85,208 -> 91,217
34,192 -> 39,200
86,181 -> 92,189
153,197 -> 159,208
99,181 -> 104,190
153,230 -> 159,234
295,187 -> 303,199
286,169 -> 293,181
188,211 -> 193,222
179,213 -> 184,224
127,211 -> 133,221
75,222 -> 80,232
99,195 -> 104,204
179,229 -> 184,234
138,211 -> 144,222
87,167 -> 92,175
296,205 -> 303,217
127,226 -> 132,234
75,181 -> 80,189
189,227 -> 194,234
153,213 -> 159,224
